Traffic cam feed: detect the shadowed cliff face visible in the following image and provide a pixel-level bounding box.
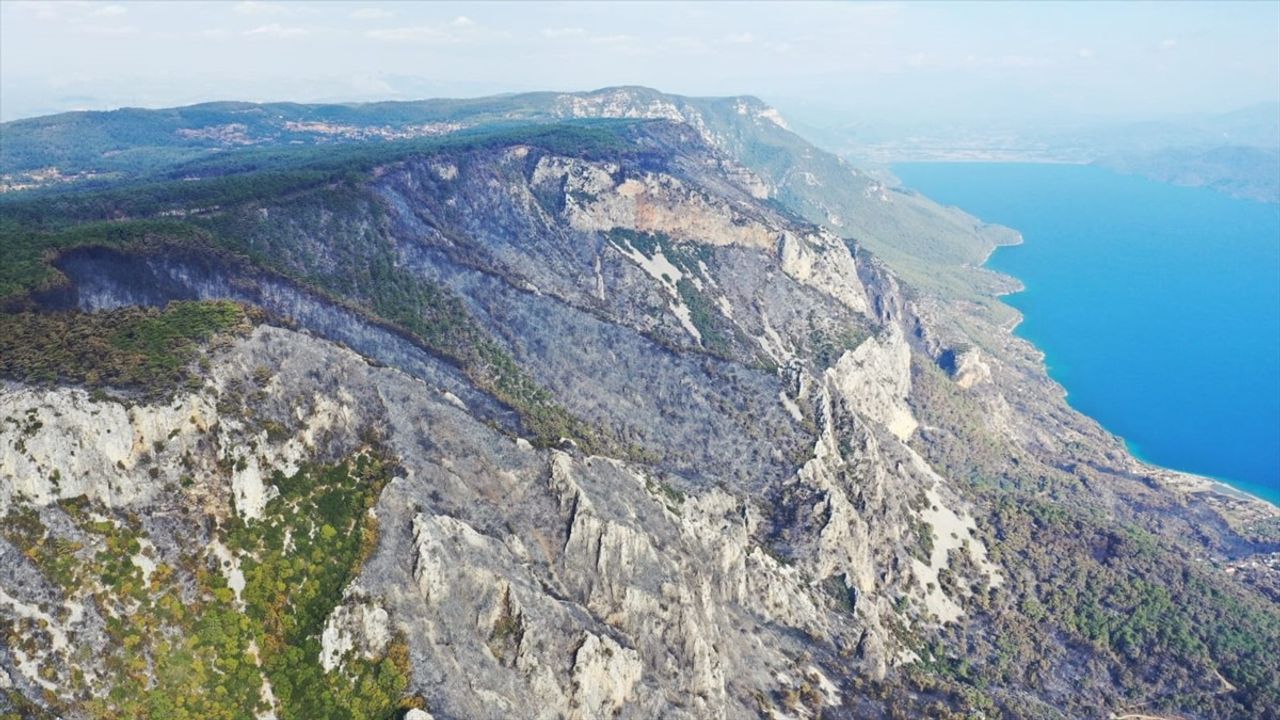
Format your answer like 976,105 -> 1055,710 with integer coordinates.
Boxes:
48,246 -> 521,435
3,92 -> 1279,720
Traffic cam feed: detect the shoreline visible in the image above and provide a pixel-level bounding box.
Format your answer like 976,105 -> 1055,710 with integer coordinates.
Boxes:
968,191 -> 1280,513
861,154 -> 1091,167
1125,440 -> 1280,508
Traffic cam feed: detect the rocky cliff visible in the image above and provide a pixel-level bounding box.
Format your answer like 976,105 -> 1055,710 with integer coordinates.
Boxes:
1,88 -> 1277,720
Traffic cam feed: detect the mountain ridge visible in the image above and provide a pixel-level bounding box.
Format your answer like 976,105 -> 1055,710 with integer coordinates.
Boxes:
1,87 -> 1278,719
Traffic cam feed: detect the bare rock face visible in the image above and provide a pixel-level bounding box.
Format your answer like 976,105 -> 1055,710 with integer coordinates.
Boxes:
777,231 -> 872,316
943,346 -> 992,390
826,323 -> 917,441
569,633 -> 642,720
0,387 -> 214,511
527,152 -> 872,320
534,157 -> 777,250
547,87 -> 790,203
319,593 -> 392,672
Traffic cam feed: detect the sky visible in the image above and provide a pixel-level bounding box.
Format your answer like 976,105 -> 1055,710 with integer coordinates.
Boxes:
1,0 -> 1278,125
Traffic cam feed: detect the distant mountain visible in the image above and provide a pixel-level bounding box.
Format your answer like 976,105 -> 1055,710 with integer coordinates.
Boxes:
795,101 -> 1280,203
2,88 -> 1278,720
1098,144 -> 1280,203
1076,103 -> 1280,156
1081,104 -> 1280,202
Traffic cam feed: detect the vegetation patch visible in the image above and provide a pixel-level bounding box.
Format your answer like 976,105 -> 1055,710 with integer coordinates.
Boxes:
894,363 -> 1280,717
365,266 -> 596,450
0,121 -> 648,225
914,493 -> 1280,718
607,228 -> 747,359
486,586 -> 525,665
675,278 -> 731,356
228,452 -> 410,720
607,228 -> 713,272
0,300 -> 255,397
809,322 -> 869,369
644,476 -> 687,515
2,451 -> 412,720
0,218 -> 207,301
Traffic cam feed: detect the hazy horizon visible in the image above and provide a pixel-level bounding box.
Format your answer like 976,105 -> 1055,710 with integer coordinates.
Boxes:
2,0 -> 1278,128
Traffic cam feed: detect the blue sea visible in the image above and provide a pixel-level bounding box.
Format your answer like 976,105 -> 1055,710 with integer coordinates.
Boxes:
894,162 -> 1280,505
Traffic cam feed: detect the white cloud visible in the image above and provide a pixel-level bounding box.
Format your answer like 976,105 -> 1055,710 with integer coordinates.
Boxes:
589,34 -> 633,46
76,23 -> 138,36
364,25 -> 448,42
244,23 -> 308,38
14,1 -> 60,21
541,27 -> 586,38
726,32 -> 755,45
906,51 -> 933,68
363,17 -> 505,43
666,36 -> 711,54
234,1 -> 286,16
13,1 -> 128,24
1078,47 -> 1094,59
1160,37 -> 1178,50
350,7 -> 394,21
992,54 -> 1048,69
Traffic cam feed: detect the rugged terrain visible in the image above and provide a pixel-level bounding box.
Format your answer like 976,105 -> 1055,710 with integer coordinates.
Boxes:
1,88 -> 1278,720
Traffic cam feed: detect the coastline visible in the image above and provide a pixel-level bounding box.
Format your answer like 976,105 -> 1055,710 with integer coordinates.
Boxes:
1134,459 -> 1280,541
974,200 -> 1280,514
1126,440 -> 1280,509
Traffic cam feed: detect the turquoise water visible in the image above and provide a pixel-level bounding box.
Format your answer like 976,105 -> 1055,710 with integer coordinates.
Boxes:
894,163 -> 1280,505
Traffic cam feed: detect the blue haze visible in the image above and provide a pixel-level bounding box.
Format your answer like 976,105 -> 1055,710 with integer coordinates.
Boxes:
894,163 -> 1280,505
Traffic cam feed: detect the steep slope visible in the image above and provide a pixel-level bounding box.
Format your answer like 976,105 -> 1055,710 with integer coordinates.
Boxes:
544,87 -> 1022,315
1,96 -> 1278,720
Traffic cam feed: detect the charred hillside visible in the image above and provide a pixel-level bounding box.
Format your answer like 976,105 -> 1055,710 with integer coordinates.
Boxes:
1,90 -> 1277,720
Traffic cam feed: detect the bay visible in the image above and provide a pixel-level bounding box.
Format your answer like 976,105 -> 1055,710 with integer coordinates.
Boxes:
894,162 -> 1280,505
